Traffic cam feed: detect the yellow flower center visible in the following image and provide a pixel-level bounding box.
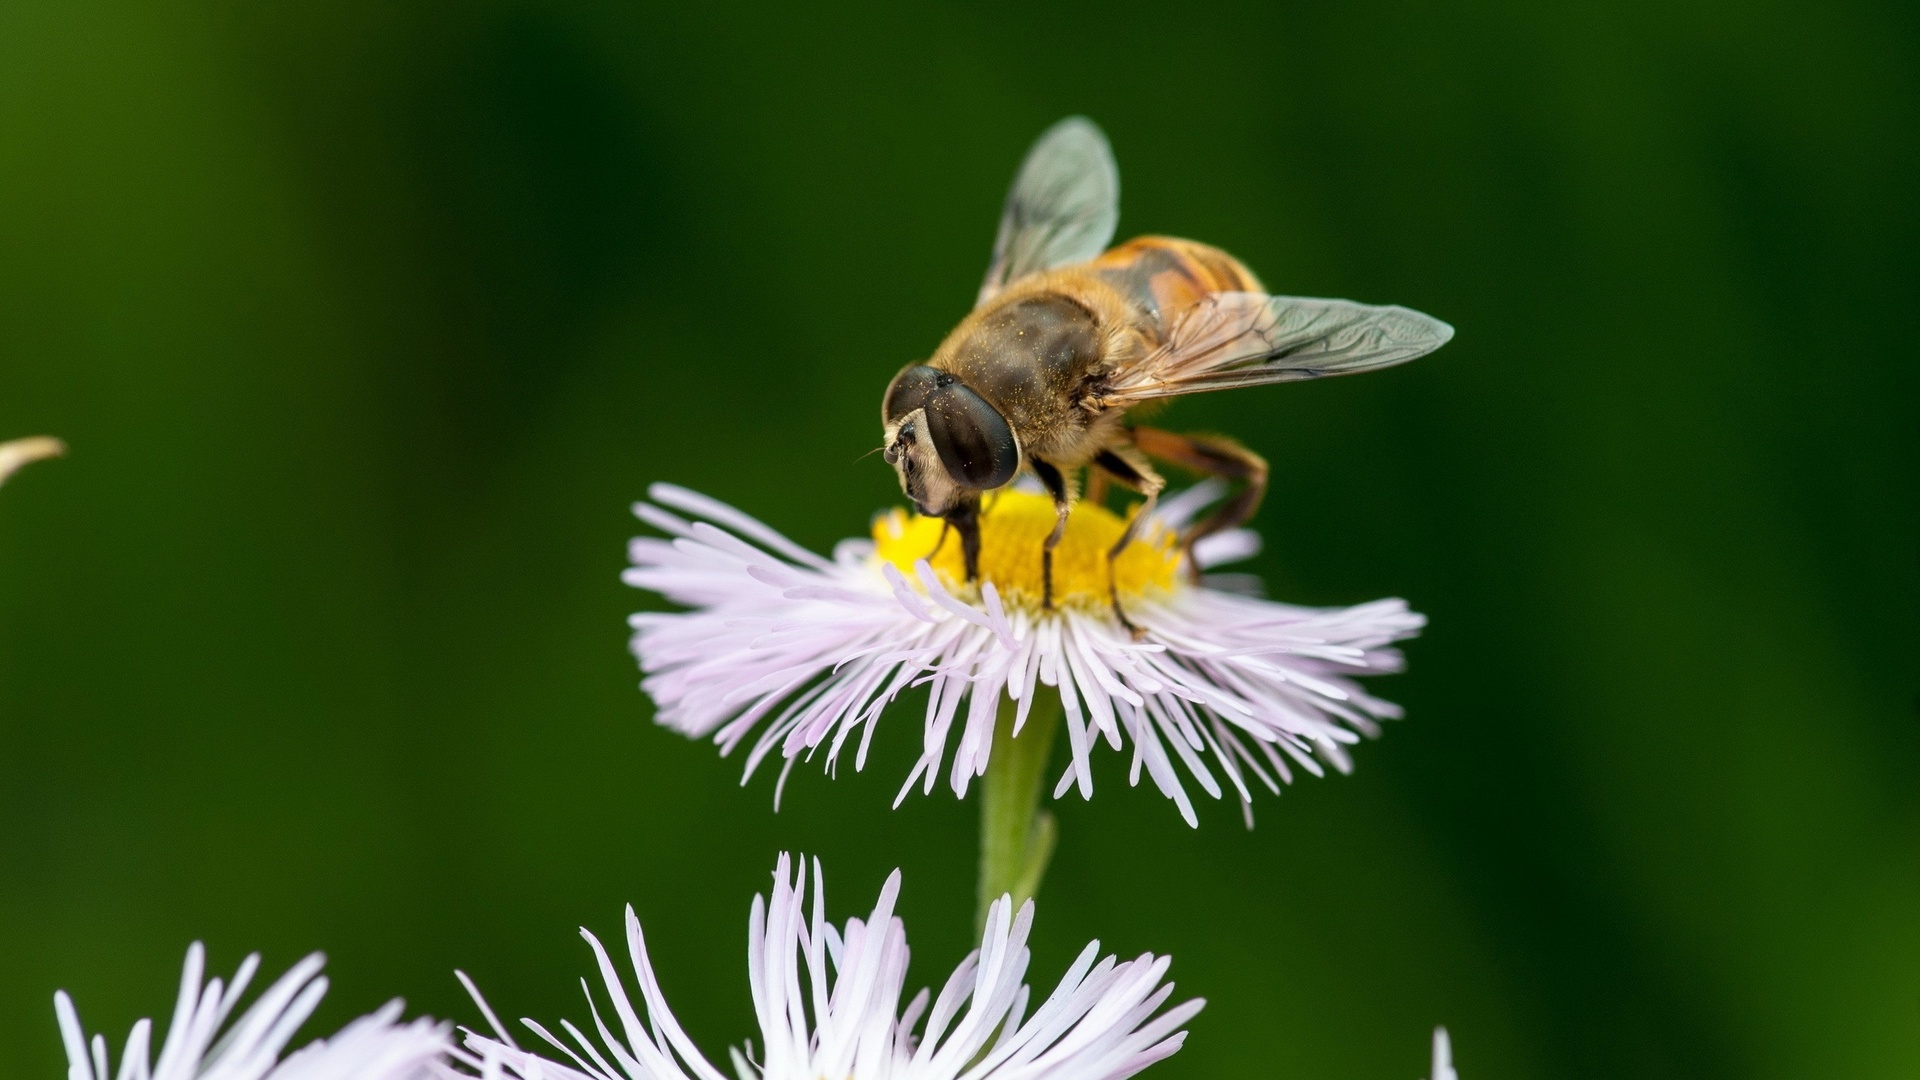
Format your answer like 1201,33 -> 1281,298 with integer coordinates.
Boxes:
872,490 -> 1183,611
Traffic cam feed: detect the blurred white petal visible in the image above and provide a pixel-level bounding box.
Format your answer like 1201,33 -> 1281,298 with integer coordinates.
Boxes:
0,435 -> 64,487
1428,1026 -> 1457,1080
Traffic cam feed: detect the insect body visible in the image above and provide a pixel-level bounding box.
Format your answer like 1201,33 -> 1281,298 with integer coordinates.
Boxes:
882,118 -> 1453,623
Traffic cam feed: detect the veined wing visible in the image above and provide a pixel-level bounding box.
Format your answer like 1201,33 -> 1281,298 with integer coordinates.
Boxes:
975,117 -> 1119,307
1103,291 -> 1453,402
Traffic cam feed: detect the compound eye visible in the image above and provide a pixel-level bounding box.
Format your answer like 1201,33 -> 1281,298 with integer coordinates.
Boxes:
883,364 -> 947,422
923,382 -> 1018,490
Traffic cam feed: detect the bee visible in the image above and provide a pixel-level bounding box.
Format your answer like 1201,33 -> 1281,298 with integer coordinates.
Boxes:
882,117 -> 1453,623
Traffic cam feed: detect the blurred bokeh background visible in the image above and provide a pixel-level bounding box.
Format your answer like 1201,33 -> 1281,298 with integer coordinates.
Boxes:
2,1 -> 1915,1077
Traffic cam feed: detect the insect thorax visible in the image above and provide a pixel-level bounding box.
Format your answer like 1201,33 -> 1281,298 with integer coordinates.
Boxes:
932,287 -> 1121,458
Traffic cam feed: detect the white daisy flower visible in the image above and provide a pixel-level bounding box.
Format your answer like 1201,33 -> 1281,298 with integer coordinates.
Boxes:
624,482 -> 1423,825
53,942 -> 451,1080
451,853 -> 1200,1080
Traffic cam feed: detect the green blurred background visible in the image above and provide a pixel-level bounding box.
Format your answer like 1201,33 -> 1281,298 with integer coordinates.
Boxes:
2,0 -> 1915,1077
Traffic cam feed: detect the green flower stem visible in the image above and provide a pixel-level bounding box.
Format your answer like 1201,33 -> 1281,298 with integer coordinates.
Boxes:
977,690 -> 1062,935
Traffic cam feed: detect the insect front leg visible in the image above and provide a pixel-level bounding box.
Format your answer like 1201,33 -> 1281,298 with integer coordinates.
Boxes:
942,496 -> 983,583
926,519 -> 953,562
1130,427 -> 1269,576
1091,447 -> 1164,636
1029,458 -> 1071,609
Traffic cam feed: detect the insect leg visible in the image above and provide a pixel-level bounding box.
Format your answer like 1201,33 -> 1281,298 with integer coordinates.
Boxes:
1082,467 -> 1111,509
927,519 -> 952,561
1130,427 -> 1269,572
942,496 -> 983,582
1029,458 -> 1071,609
1091,448 -> 1164,635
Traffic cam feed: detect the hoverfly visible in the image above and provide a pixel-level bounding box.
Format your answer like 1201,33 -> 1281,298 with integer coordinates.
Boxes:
881,117 -> 1452,624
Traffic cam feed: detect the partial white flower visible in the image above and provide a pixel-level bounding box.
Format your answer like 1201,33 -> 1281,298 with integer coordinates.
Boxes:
453,853 -> 1200,1080
54,942 -> 450,1080
0,435 -> 64,487
624,482 -> 1423,825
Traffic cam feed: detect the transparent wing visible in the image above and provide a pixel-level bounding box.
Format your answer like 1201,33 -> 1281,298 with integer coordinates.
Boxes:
975,117 -> 1119,306
1104,292 -> 1454,401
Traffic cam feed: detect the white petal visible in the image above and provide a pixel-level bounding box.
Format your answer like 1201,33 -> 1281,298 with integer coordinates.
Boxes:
1428,1027 -> 1458,1080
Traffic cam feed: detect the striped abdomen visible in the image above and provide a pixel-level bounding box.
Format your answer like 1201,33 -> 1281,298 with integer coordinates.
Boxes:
1088,236 -> 1265,342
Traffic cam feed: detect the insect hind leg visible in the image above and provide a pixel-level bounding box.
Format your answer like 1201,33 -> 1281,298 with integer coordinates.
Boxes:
1130,427 -> 1269,576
